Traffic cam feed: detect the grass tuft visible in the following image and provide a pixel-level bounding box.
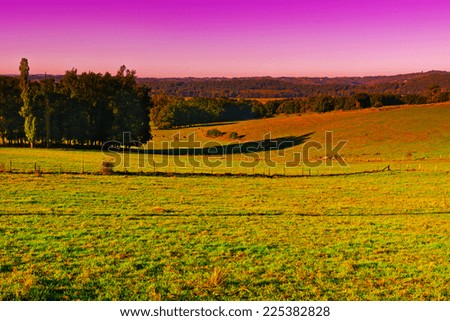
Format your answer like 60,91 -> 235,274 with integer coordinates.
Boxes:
206,267 -> 228,288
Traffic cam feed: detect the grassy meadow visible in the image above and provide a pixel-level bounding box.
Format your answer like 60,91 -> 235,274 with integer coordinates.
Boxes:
1,214 -> 449,300
0,103 -> 449,300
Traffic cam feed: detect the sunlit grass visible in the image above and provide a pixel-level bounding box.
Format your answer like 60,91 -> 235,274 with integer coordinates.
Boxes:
1,103 -> 449,300
0,170 -> 448,215
0,214 -> 448,300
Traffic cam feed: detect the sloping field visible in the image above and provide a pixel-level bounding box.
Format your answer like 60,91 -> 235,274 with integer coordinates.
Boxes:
154,103 -> 450,161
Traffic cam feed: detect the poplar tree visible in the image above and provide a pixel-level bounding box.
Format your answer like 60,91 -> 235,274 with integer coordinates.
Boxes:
19,58 -> 36,148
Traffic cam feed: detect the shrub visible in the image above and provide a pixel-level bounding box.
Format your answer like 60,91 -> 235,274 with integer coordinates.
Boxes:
374,102 -> 383,108
229,132 -> 239,139
206,128 -> 224,138
100,160 -> 115,175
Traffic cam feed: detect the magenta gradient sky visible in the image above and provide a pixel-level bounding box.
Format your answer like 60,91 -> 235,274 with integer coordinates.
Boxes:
1,0 -> 450,77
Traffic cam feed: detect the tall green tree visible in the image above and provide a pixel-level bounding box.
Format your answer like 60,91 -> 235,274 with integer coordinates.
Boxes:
40,76 -> 55,147
18,58 -> 36,148
59,69 -> 89,145
111,66 -> 150,145
0,76 -> 24,144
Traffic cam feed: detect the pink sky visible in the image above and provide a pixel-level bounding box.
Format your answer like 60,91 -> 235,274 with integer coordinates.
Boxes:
1,0 -> 450,77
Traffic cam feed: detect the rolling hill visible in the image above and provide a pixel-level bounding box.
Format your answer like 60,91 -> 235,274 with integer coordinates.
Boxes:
153,103 -> 450,161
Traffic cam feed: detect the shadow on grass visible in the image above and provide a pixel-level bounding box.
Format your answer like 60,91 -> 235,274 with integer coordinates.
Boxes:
175,121 -> 238,129
141,132 -> 314,156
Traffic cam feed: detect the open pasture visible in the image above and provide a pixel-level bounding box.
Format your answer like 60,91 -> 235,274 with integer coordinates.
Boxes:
1,212 -> 449,300
0,103 -> 449,300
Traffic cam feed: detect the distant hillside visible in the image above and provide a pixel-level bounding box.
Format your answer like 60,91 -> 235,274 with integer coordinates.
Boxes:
138,71 -> 450,98
153,103 -> 450,160
4,70 -> 450,98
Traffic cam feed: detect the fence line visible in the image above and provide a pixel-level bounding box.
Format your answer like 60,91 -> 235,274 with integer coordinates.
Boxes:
0,160 -> 448,178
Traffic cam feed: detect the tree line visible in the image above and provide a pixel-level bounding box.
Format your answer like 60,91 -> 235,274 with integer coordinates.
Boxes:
140,71 -> 450,98
0,59 -> 151,147
258,89 -> 449,116
150,88 -> 449,128
150,95 -> 258,129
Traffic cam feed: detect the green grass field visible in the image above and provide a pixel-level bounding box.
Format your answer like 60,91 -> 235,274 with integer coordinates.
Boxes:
0,103 -> 449,300
1,213 -> 449,300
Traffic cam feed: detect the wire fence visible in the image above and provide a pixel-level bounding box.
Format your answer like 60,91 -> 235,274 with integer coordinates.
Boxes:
0,158 -> 447,178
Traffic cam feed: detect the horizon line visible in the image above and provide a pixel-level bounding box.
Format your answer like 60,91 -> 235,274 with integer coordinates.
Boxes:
2,69 -> 449,79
